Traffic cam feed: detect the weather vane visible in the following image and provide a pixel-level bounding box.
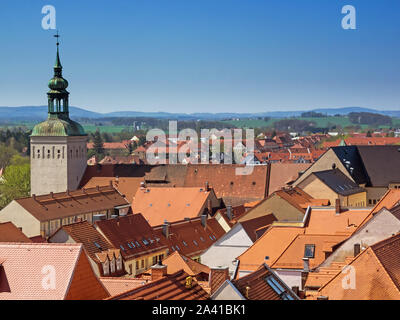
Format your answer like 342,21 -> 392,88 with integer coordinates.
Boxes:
54,30 -> 60,46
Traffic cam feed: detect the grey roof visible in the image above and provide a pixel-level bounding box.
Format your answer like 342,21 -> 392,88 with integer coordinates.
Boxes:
332,146 -> 400,187
313,169 -> 365,196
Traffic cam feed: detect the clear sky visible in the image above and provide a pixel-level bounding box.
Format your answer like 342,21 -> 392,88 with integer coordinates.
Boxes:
0,0 -> 399,113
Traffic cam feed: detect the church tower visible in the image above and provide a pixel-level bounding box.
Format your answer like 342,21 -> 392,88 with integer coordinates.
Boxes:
30,35 -> 87,195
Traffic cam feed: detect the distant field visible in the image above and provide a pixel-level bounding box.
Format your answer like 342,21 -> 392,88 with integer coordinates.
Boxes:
1,116 -> 399,132
223,116 -> 400,130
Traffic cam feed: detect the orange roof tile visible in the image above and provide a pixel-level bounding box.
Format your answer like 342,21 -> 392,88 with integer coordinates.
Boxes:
107,270 -> 209,300
100,277 -> 149,296
312,234 -> 400,300
0,243 -> 109,300
0,222 -> 32,243
15,185 -> 129,222
268,163 -> 311,195
271,234 -> 348,270
232,264 -> 299,300
153,216 -> 226,258
145,251 -> 210,277
132,187 -> 217,226
49,220 -> 116,264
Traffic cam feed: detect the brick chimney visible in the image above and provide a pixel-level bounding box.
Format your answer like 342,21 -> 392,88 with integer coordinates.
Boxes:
209,266 -> 230,295
205,181 -> 209,192
150,260 -> 167,281
335,198 -> 341,215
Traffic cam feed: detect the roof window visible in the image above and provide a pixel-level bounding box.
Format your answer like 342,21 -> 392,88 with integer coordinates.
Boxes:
304,244 -> 315,258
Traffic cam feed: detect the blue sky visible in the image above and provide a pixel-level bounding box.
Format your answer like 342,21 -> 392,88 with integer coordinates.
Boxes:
0,0 -> 399,113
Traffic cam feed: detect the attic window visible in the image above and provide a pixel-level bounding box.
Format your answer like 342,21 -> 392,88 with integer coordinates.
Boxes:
209,235 -> 213,241
127,243 -> 132,249
135,241 -> 141,247
175,245 -> 180,251
130,242 -> 136,248
182,241 -> 188,246
143,239 -> 149,246
120,245 -> 125,251
193,240 -> 198,246
94,242 -> 102,250
200,237 -> 205,242
304,244 -> 315,258
265,275 -> 294,300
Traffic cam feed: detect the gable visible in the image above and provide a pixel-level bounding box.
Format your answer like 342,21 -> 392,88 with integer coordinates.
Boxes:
65,250 -> 109,300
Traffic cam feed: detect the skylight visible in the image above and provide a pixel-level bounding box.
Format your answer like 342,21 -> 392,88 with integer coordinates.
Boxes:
120,245 -> 125,251
304,244 -> 315,258
182,241 -> 188,246
130,242 -> 135,248
136,241 -> 141,247
265,276 -> 294,300
127,243 -> 132,249
193,240 -> 198,246
94,242 -> 102,250
143,239 -> 149,246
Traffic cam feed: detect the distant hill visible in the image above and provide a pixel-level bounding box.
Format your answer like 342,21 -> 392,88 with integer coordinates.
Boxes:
0,105 -> 398,122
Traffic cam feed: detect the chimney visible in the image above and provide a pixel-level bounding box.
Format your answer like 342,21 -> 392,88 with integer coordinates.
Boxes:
201,214 -> 207,228
32,194 -> 36,201
162,220 -> 170,239
150,260 -> 167,281
227,205 -> 233,221
209,266 -> 230,295
50,192 -> 54,198
207,199 -> 213,215
354,243 -> 361,257
205,181 -> 209,192
335,198 -> 341,215
302,257 -> 310,273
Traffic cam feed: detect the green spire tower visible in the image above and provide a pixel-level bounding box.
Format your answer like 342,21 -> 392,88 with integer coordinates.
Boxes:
30,33 -> 88,196
31,33 -> 86,137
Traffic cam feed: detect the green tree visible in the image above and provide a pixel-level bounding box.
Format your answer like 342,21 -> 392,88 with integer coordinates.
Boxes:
0,145 -> 18,169
93,130 -> 105,160
0,162 -> 30,209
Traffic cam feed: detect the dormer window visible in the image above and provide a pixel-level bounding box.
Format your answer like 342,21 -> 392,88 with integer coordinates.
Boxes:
103,259 -> 109,276
304,244 -> 315,258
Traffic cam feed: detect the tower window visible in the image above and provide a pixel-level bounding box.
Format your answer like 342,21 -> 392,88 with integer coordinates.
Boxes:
37,149 -> 40,159
47,150 -> 51,159
57,150 -> 61,159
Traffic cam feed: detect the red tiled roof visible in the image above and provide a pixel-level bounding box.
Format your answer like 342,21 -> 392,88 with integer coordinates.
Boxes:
15,185 -> 129,222
153,216 -> 227,258
132,187 -> 218,226
95,214 -> 168,260
232,264 -> 298,300
49,220 -> 116,264
0,222 -> 32,243
107,269 -> 209,300
184,164 -> 269,205
100,277 -> 149,296
0,243 -> 109,300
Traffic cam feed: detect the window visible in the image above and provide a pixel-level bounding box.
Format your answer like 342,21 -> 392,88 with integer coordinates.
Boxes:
116,256 -> 122,271
130,241 -> 136,248
141,259 -> 144,269
175,245 -> 180,251
94,242 -> 102,250
193,240 -> 198,246
152,256 -> 158,265
143,239 -> 149,246
135,241 -> 141,247
182,241 -> 188,246
110,259 -> 116,273
120,245 -> 125,251
200,237 -> 205,242
103,260 -> 109,276
265,275 -> 294,300
127,243 -> 132,249
304,244 -> 315,258
136,260 -> 139,270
